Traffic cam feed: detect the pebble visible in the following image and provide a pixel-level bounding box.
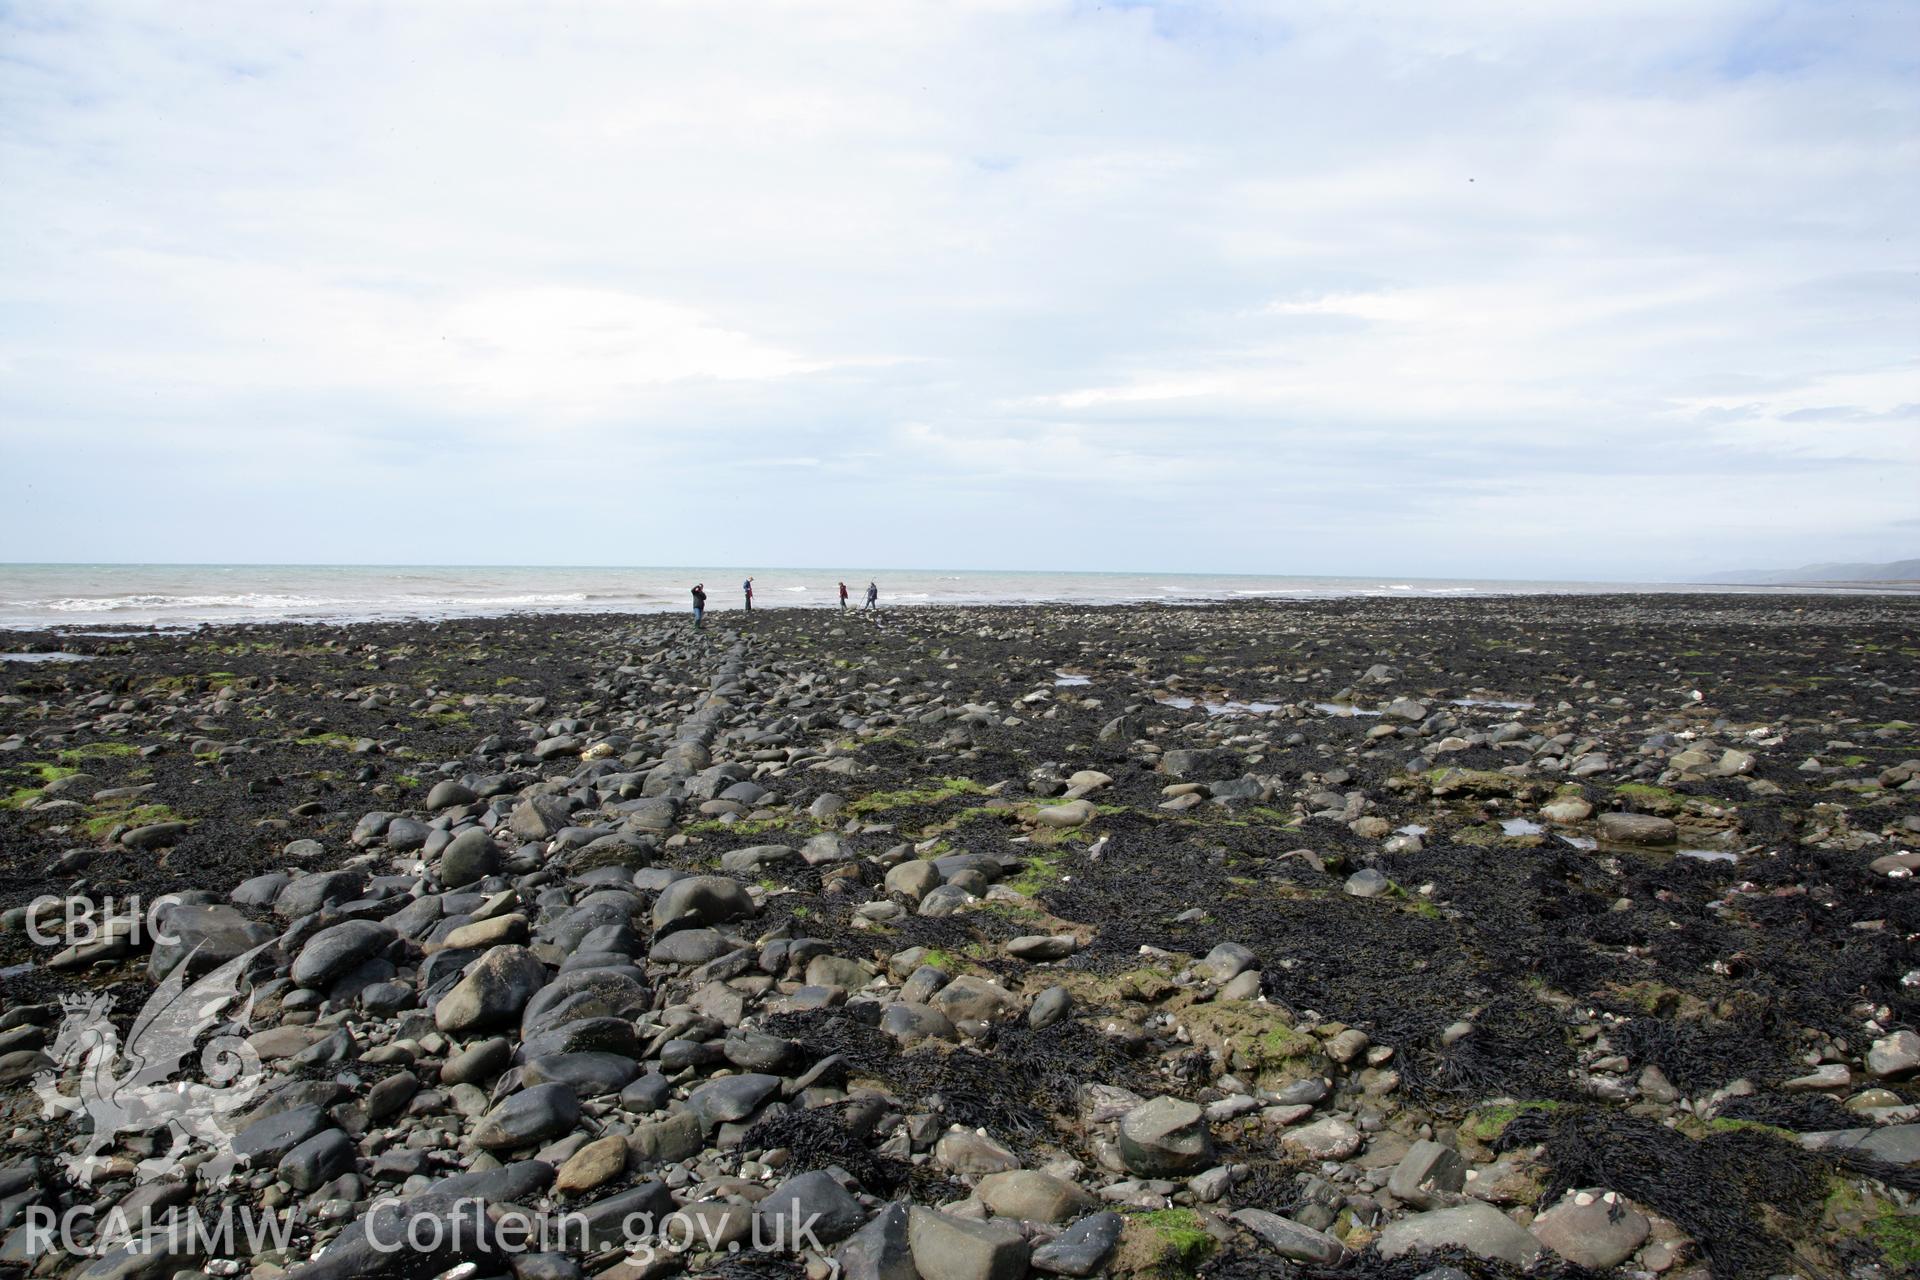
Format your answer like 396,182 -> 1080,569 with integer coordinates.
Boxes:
3,604 -> 1898,1280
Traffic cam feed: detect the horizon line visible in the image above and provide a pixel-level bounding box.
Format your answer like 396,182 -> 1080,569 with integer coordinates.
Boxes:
6,561 -> 1906,585
0,561 -> 1660,584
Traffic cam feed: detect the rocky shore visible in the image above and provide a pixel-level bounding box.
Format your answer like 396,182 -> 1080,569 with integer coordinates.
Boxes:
0,594 -> 1916,1280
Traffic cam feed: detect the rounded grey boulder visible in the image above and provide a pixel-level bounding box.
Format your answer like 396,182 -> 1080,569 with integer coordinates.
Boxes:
439,827 -> 502,887
651,874 -> 754,932
434,945 -> 549,1034
757,1169 -> 867,1245
290,920 -> 394,990
427,779 -> 479,810
473,1082 -> 580,1150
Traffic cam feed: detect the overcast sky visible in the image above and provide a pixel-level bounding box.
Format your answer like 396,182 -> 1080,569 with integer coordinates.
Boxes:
2,1 -> 1915,580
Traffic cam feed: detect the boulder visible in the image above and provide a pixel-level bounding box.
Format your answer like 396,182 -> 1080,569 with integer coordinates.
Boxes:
1029,986 -> 1073,1029
1230,1208 -> 1346,1264
930,975 -> 1021,1024
1597,812 -> 1677,846
383,817 -> 432,851
1530,1189 -> 1649,1270
233,1104 -> 330,1167
1006,934 -> 1076,961
554,1135 -> 630,1195
426,779 -> 479,810
1281,1116 -> 1362,1160
1539,796 -> 1592,824
908,1207 -> 1029,1280
1201,942 -> 1257,981
274,869 -> 366,919
434,946 -> 549,1034
521,1052 -> 639,1098
687,1073 -> 780,1131
1387,1140 -> 1466,1209
279,1128 -> 355,1192
757,1169 -> 867,1246
291,921 -> 393,990
472,1083 -> 580,1150
838,1202 -> 916,1280
439,828 -> 501,887
627,1110 -> 704,1164
1868,1030 -> 1920,1080
509,796 -> 571,840
1117,1097 -> 1213,1175
1030,1211 -> 1123,1276
720,844 -> 796,873
1344,869 -> 1390,898
933,1129 -> 1020,1175
885,860 -> 941,900
148,904 -> 272,982
881,1002 -> 958,1047
1376,1203 -> 1544,1267
122,821 -> 191,850
651,875 -> 754,932
976,1170 -> 1095,1224
801,833 -> 853,865
1034,801 -> 1095,828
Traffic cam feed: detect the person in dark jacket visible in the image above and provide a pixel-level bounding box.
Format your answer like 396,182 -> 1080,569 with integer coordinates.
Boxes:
743,577 -> 754,611
691,583 -> 706,628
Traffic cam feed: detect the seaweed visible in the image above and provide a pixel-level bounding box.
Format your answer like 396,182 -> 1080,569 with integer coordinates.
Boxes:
758,1007 -> 1155,1154
1712,1091 -> 1857,1134
1200,1243 -> 1598,1280
705,1254 -> 808,1280
1608,1014 -> 1782,1093
1496,1105 -> 1920,1280
737,1100 -> 921,1197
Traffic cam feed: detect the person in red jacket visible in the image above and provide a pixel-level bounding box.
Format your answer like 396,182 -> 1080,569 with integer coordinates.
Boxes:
838,581 -> 849,610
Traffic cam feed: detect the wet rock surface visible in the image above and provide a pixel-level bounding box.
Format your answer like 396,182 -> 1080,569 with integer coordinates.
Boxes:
1,595 -> 1918,1279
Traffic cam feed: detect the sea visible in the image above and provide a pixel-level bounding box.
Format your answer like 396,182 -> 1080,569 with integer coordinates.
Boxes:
0,563 -> 1879,631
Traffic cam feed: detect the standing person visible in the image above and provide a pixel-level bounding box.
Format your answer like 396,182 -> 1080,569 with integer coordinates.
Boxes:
691,583 -> 706,628
864,581 -> 878,611
838,581 -> 849,610
743,577 -> 754,612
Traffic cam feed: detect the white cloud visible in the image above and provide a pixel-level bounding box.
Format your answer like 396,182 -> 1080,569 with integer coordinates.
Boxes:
1,0 -> 1916,573
896,420 -> 1206,490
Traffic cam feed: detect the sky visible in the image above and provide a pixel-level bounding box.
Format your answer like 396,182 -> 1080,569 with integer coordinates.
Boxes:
2,0 -> 1916,581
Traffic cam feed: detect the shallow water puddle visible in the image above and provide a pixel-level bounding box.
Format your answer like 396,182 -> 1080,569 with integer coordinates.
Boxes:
1451,696 -> 1535,710
1154,693 -> 1281,716
1501,817 -> 1545,836
1557,832 -> 1738,863
0,652 -> 95,663
1314,702 -> 1384,717
1053,672 -> 1092,687
1396,823 -> 1430,836
1678,848 -> 1740,863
